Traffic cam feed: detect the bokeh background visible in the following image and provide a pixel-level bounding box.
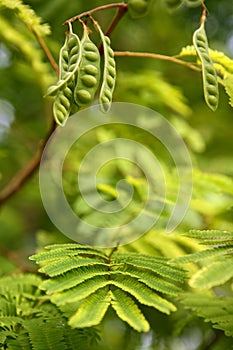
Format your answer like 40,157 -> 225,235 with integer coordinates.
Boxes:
0,1 -> 233,349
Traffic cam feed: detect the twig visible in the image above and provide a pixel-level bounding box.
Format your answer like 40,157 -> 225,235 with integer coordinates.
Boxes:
104,6 -> 128,37
97,6 -> 128,55
0,24 -> 59,205
114,51 -> 202,72
0,119 -> 56,205
63,2 -> 128,25
31,28 -> 59,76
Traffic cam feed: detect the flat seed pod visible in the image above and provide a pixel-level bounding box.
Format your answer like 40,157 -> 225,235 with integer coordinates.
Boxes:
74,23 -> 100,109
93,20 -> 116,113
193,23 -> 219,111
127,0 -> 154,18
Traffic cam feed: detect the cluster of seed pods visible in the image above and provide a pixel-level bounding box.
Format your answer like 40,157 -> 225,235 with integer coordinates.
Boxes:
46,21 -> 116,126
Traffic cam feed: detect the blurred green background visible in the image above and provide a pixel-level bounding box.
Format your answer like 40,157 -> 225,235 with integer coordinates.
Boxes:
0,1 -> 232,348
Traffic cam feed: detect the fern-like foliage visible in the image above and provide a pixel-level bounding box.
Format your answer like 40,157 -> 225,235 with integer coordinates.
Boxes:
0,0 -> 50,36
173,230 -> 233,289
180,293 -> 233,337
30,244 -> 186,332
0,273 -> 100,349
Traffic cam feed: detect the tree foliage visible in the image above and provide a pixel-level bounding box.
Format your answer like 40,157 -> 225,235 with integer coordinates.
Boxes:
0,0 -> 233,349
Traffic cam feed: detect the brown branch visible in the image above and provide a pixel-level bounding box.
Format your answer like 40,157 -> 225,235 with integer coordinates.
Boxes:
0,119 -> 56,205
0,24 -> 59,205
104,6 -> 128,37
97,6 -> 128,55
31,28 -> 59,76
114,51 -> 202,72
63,2 -> 128,25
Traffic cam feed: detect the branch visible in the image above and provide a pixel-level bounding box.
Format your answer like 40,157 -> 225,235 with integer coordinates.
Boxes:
0,25 -> 59,205
114,51 -> 202,72
64,2 -> 128,25
31,28 -> 59,76
0,119 -> 56,205
97,6 -> 128,55
104,6 -> 128,37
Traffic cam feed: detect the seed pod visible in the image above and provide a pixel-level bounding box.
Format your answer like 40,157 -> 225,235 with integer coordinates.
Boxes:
74,23 -> 100,109
93,20 -> 116,113
185,0 -> 204,7
46,24 -> 81,97
193,22 -> 219,111
127,0 -> 154,18
53,82 -> 74,126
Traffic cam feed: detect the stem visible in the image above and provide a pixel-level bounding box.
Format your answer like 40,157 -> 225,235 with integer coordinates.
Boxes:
97,6 -> 128,55
0,25 -> 59,205
64,2 -> 128,25
114,51 -> 202,72
108,244 -> 119,260
200,2 -> 208,25
0,119 -> 56,206
31,28 -> 59,76
105,6 -> 128,37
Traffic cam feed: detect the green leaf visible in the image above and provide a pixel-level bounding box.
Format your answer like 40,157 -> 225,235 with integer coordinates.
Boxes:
220,74 -> 233,107
181,294 -> 233,336
38,257 -> 108,277
190,258 -> 233,289
41,265 -> 109,293
186,229 -> 233,243
114,267 -> 182,295
114,253 -> 186,281
111,288 -> 150,332
52,276 -> 109,305
30,246 -> 107,263
174,246 -> 230,264
69,287 -> 111,328
111,274 -> 177,314
173,230 -> 233,264
23,319 -> 66,350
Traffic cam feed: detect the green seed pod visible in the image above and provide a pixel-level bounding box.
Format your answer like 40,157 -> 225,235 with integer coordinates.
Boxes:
127,0 -> 154,18
185,0 -> 204,7
93,20 -> 116,113
74,23 -> 100,109
193,22 -> 219,111
46,25 -> 81,98
46,24 -> 82,125
53,81 -> 74,126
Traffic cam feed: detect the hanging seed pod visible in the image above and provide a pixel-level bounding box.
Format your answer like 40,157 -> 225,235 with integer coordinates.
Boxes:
46,23 -> 82,126
53,83 -> 73,126
46,23 -> 81,98
74,23 -> 100,109
92,19 -> 116,113
193,22 -> 219,111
